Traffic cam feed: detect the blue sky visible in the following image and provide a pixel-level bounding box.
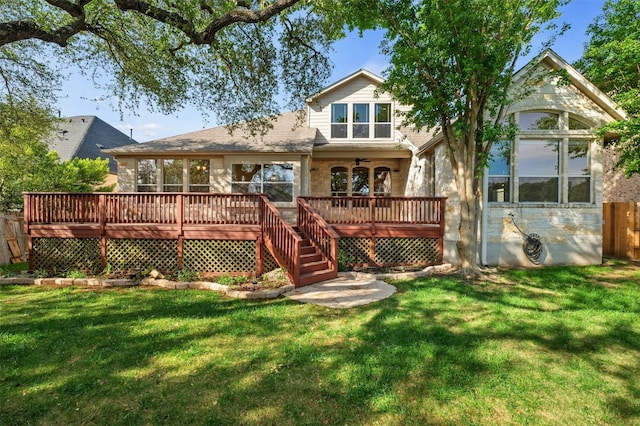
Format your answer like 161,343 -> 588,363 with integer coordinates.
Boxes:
55,0 -> 606,142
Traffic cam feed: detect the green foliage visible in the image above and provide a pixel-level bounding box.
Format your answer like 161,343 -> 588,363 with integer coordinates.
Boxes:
335,0 -> 567,272
65,269 -> 87,279
175,269 -> 200,282
337,249 -> 353,272
0,1 -> 342,133
576,0 -> 640,176
1,263 -> 639,424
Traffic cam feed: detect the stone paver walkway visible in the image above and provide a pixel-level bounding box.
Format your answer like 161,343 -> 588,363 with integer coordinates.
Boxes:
284,274 -> 396,309
284,264 -> 453,309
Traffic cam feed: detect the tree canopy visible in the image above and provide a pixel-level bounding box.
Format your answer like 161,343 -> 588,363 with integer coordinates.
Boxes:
337,0 -> 567,273
0,1 -> 341,130
575,0 -> 640,177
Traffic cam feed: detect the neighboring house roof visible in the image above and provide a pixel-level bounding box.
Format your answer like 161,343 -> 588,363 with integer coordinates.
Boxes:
416,48 -> 628,156
306,69 -> 385,103
48,116 -> 136,173
106,111 -> 316,156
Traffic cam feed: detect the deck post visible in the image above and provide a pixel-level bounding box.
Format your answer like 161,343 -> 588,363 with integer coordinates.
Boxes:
256,235 -> 264,278
177,194 -> 184,269
99,194 -> 107,269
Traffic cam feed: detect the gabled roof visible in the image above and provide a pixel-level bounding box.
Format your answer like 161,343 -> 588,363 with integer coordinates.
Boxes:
106,111 -> 316,156
417,49 -> 628,155
48,116 -> 136,173
306,69 -> 384,103
514,49 -> 627,121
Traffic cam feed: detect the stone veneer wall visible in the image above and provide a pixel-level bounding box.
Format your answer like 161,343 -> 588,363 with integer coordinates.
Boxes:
308,159 -> 408,197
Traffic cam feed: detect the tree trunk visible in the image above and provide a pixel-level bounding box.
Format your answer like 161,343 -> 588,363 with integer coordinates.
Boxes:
453,154 -> 480,276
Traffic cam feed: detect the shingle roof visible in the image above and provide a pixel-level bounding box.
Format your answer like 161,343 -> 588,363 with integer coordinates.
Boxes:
105,111 -> 316,156
48,116 -> 136,173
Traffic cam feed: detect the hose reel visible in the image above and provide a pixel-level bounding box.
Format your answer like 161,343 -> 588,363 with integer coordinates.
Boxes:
508,213 -> 543,264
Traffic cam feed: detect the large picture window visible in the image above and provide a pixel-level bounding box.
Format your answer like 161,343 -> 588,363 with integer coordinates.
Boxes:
331,104 -> 348,138
519,112 -> 559,130
352,167 -> 370,196
567,140 -> 591,203
137,159 -> 158,192
231,163 -> 293,202
488,141 -> 511,203
518,140 -> 559,202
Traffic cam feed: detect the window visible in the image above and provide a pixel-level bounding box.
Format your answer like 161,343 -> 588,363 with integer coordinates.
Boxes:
567,140 -> 590,202
231,163 -> 293,202
331,104 -> 348,138
375,103 -> 392,138
569,117 -> 591,130
330,102 -> 392,139
352,167 -> 370,196
352,104 -> 370,138
137,159 -> 158,192
162,159 -> 183,192
488,141 -> 511,203
189,159 -> 209,192
330,167 -> 348,197
519,112 -> 559,130
518,140 -> 559,202
374,167 -> 391,196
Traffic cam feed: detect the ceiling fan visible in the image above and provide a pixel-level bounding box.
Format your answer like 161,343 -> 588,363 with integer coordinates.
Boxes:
355,158 -> 371,166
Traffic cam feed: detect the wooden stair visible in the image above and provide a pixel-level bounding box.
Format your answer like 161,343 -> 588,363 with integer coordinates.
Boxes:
297,238 -> 337,287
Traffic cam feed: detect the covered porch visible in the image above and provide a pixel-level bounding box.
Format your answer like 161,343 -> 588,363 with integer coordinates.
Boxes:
23,193 -> 446,287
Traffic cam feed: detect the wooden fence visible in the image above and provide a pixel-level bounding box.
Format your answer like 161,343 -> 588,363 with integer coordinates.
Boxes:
603,202 -> 640,260
0,214 -> 28,265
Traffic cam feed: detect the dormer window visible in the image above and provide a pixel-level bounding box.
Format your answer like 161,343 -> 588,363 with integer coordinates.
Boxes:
331,104 -> 348,138
353,104 -> 370,138
375,103 -> 392,138
329,102 -> 393,139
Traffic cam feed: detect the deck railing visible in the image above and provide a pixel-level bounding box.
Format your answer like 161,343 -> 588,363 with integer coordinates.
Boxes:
24,193 -> 263,227
297,198 -> 339,272
300,196 -> 446,231
260,195 -> 302,284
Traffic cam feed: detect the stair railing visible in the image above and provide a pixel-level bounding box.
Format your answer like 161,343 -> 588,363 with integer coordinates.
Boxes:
296,198 -> 340,273
260,195 -> 303,285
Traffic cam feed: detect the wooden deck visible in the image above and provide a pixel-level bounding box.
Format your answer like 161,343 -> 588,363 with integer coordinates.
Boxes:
23,193 -> 446,287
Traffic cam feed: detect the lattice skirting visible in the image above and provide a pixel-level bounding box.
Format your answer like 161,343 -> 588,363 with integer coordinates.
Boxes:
32,237 -> 281,275
375,237 -> 439,265
183,240 -> 255,273
33,238 -> 102,273
339,237 -> 440,266
107,239 -> 178,271
339,238 -> 372,264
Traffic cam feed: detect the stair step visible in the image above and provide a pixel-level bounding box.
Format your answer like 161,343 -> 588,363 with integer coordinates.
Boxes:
300,253 -> 322,263
298,269 -> 337,287
300,260 -> 330,273
300,239 -> 312,247
300,246 -> 316,255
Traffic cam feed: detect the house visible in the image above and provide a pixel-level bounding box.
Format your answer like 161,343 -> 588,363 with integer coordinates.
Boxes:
48,115 -> 137,186
104,49 -> 625,268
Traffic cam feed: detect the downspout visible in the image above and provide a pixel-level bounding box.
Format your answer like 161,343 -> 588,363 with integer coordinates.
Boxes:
481,167 -> 488,266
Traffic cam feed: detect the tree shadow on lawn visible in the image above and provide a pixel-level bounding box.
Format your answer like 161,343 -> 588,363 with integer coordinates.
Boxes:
1,267 -> 639,425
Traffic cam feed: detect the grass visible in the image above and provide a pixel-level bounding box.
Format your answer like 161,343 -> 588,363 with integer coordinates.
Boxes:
1,260 -> 639,425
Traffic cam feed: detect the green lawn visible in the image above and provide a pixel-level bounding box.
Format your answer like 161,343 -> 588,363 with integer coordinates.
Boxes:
1,261 -> 639,425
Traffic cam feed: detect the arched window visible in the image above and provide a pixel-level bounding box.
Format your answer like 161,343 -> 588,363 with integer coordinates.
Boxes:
352,167 -> 370,196
374,167 -> 391,196
330,167 -> 348,197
